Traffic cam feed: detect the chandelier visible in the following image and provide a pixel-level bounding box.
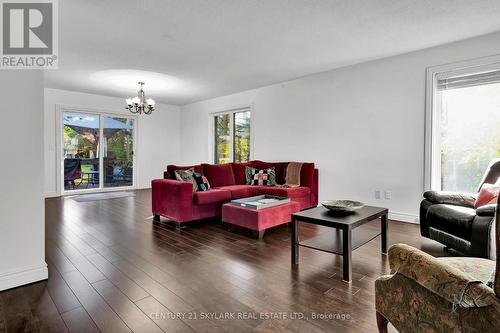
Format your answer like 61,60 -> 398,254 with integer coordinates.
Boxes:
125,82 -> 156,114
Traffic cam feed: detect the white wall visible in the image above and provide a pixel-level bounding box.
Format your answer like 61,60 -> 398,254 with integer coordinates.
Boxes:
180,31 -> 500,222
0,71 -> 47,290
44,88 -> 181,196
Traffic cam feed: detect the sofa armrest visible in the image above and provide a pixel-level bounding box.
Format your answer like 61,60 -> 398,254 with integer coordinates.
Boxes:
470,214 -> 496,258
151,179 -> 194,222
388,243 -> 496,308
423,191 -> 476,208
476,204 -> 497,216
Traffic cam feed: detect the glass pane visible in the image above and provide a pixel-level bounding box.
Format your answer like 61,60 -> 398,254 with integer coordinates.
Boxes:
439,82 -> 500,191
103,116 -> 134,187
63,112 -> 100,190
233,111 -> 251,162
214,114 -> 231,164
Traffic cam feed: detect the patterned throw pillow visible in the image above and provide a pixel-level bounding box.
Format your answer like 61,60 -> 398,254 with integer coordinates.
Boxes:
245,166 -> 276,186
250,167 -> 276,186
193,172 -> 211,191
245,166 -> 255,185
475,183 -> 500,208
174,168 -> 197,192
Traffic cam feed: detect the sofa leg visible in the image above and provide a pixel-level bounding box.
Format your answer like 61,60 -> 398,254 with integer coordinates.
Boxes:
376,312 -> 388,333
222,222 -> 234,231
174,222 -> 184,231
153,214 -> 160,222
252,230 -> 265,240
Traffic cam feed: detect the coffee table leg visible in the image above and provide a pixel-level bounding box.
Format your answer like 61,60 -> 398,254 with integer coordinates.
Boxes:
291,217 -> 299,265
342,228 -> 352,282
381,214 -> 388,254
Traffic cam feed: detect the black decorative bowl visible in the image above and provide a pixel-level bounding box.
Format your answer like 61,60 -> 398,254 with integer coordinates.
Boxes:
321,200 -> 365,214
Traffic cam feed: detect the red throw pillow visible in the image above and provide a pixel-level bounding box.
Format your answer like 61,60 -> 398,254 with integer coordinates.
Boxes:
231,161 -> 256,184
202,163 -> 236,187
475,183 -> 500,209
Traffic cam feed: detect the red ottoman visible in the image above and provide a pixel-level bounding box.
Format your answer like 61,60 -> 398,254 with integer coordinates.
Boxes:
222,201 -> 301,239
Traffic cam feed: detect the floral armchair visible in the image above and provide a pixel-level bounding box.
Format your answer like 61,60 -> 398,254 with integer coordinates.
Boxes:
375,196 -> 500,333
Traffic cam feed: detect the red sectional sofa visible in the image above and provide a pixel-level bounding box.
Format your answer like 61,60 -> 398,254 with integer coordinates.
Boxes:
152,160 -> 318,226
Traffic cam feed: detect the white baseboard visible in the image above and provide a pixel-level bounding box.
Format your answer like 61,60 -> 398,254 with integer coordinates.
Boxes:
389,211 -> 419,224
0,262 -> 48,291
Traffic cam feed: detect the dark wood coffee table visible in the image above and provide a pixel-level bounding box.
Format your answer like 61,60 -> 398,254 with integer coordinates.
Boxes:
291,205 -> 388,282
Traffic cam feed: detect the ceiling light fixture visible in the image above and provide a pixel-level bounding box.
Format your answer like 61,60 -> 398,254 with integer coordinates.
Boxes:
125,82 -> 156,114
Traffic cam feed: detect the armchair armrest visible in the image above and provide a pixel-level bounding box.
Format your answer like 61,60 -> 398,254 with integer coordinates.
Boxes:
388,244 -> 496,308
151,179 -> 194,222
476,204 -> 497,216
423,191 -> 476,208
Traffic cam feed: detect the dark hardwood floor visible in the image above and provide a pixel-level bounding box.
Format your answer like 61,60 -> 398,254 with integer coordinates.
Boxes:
0,189 -> 448,333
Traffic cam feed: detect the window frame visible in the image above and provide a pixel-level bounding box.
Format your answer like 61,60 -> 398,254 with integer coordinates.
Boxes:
424,54 -> 500,191
210,106 -> 253,164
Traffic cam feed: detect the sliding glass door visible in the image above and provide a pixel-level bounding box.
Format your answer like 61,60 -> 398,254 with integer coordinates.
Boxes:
103,116 -> 134,188
63,112 -> 101,190
62,110 -> 135,193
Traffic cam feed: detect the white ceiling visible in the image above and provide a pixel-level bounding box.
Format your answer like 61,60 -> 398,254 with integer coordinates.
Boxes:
45,0 -> 500,105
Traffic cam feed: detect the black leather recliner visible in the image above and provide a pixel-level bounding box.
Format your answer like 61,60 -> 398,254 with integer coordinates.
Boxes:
420,159 -> 500,258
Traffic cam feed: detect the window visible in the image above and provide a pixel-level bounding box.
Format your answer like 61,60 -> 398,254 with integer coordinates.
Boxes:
427,61 -> 500,192
214,113 -> 231,164
213,108 -> 251,164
